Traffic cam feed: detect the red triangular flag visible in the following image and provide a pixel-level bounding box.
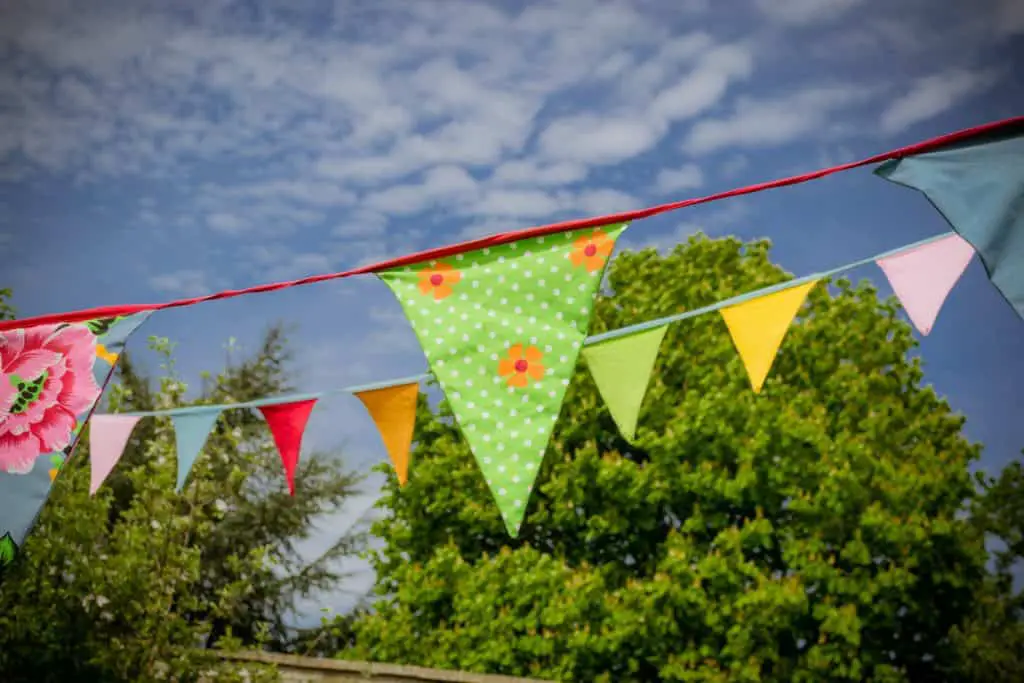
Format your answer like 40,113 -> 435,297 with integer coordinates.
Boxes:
258,399 -> 317,495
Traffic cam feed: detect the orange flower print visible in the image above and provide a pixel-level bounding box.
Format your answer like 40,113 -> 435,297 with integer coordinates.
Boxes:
417,262 -> 462,301
570,229 -> 615,273
96,343 -> 119,365
497,344 -> 545,389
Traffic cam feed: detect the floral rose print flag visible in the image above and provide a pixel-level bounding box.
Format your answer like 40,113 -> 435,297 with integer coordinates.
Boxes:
0,313 -> 150,565
377,223 -> 629,535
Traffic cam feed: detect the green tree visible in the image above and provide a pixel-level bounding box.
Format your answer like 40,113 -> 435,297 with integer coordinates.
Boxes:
947,458 -> 1024,681
0,336 -> 279,682
110,327 -> 366,648
0,306 -> 365,679
0,287 -> 15,320
972,458 -> 1024,609
343,234 -> 997,682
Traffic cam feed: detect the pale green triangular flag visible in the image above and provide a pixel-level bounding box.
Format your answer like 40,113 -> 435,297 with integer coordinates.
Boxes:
581,325 -> 667,443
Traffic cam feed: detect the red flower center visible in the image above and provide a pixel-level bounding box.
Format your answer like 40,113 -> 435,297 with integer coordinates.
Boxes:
584,243 -> 597,257
430,274 -> 444,286
514,359 -> 529,373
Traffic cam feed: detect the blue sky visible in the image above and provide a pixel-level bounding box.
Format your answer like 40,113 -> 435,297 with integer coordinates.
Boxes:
2,0 -> 1023,624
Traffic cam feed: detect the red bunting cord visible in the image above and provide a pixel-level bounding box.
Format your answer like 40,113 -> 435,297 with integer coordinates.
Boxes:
3,115 -> 1021,332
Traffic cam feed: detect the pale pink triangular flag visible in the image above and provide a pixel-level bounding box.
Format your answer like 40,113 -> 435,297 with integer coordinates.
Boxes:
876,234 -> 975,335
89,415 -> 142,494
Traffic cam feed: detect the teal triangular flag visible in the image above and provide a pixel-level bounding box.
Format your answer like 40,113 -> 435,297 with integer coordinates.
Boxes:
171,409 -> 222,490
876,123 -> 1024,321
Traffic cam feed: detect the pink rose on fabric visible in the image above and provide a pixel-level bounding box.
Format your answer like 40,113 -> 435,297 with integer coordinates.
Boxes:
0,324 -> 101,474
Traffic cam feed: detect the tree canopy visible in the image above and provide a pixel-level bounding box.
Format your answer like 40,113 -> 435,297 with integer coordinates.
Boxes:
0,308 -> 364,681
343,234 -> 1016,682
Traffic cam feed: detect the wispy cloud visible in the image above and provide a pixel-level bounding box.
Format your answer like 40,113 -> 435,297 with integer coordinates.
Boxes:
879,68 -> 999,134
684,85 -> 876,154
753,0 -> 866,26
148,269 -> 224,297
654,164 -> 705,194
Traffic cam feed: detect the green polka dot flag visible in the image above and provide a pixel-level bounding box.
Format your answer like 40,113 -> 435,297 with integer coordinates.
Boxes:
377,222 -> 630,535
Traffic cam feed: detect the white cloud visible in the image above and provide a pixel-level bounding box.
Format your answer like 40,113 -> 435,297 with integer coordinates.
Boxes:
879,68 -> 999,134
363,165 -> 478,216
684,85 -> 875,154
575,188 -> 639,216
655,164 -> 705,194
538,116 -> 666,165
538,41 -> 754,167
615,32 -> 717,100
469,189 -> 566,220
206,212 -> 247,235
647,44 -> 754,122
332,210 -> 390,239
490,160 -> 589,187
207,180 -> 357,208
148,269 -> 221,296
754,0 -> 866,26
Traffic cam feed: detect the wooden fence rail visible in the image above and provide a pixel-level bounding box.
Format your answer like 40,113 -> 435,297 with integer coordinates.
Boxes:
215,651 -> 554,683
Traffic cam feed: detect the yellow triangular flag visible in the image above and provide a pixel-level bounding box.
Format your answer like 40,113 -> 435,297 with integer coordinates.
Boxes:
355,382 -> 419,486
719,280 -> 818,393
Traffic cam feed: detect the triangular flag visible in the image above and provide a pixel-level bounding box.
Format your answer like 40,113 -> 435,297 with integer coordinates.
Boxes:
171,408 -> 223,491
258,399 -> 317,495
581,325 -> 668,443
89,414 -> 141,494
720,280 -> 818,393
876,234 -> 975,335
378,223 -> 629,535
876,125 -> 1024,321
355,382 -> 419,486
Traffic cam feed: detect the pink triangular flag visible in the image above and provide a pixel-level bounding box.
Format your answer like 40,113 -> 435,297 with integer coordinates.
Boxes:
89,415 -> 142,494
876,234 -> 975,335
258,399 -> 317,495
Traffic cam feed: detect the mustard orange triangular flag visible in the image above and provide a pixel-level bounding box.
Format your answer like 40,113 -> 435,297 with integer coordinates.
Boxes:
355,382 -> 419,486
719,280 -> 818,393
258,399 -> 317,495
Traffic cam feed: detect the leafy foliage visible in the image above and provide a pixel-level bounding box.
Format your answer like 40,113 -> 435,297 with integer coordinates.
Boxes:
343,235 -> 1017,681
0,316 -> 364,680
0,287 -> 15,321
947,457 -> 1024,680
111,329 -> 367,647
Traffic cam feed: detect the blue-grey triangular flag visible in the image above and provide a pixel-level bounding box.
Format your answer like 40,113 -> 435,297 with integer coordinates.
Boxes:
171,409 -> 222,490
876,123 -> 1024,321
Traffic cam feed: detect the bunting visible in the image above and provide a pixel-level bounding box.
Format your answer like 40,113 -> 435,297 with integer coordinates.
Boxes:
581,325 -> 667,443
84,399 -> 316,497
720,281 -> 818,393
0,313 -> 150,564
171,408 -> 223,490
876,124 -> 1024,321
258,399 -> 318,495
378,223 -> 629,535
875,234 -> 975,335
2,117 -> 1020,552
355,383 -> 419,486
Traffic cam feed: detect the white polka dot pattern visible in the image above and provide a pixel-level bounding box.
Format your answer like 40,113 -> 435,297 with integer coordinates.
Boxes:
378,223 -> 628,535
